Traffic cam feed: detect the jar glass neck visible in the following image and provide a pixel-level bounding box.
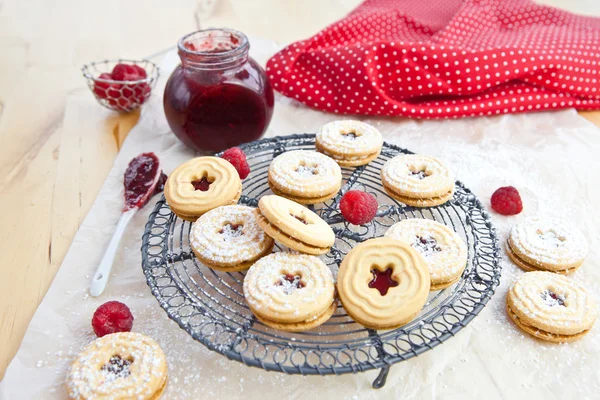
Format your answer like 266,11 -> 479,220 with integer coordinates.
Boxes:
178,28 -> 249,71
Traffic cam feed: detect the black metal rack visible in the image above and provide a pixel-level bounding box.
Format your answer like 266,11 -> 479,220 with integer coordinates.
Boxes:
141,134 -> 502,388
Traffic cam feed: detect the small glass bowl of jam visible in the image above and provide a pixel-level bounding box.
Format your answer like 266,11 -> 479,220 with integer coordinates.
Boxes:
163,29 -> 274,152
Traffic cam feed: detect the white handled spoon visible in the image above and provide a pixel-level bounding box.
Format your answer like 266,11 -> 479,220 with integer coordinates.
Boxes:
90,153 -> 166,297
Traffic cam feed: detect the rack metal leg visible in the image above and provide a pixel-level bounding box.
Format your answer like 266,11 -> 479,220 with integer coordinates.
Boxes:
372,366 -> 390,388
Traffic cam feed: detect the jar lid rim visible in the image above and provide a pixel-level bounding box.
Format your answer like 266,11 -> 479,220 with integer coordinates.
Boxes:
177,28 -> 249,60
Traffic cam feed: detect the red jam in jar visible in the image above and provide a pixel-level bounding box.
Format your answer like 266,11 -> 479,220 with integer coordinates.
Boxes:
163,29 -> 274,152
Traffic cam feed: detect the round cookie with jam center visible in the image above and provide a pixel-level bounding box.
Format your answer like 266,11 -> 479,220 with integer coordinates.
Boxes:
315,120 -> 383,167
337,238 -> 430,330
190,205 -> 274,272
385,219 -> 467,290
243,252 -> 336,332
506,271 -> 597,342
381,154 -> 454,207
164,156 -> 242,221
268,150 -> 342,204
507,217 -> 588,274
67,332 -> 168,400
255,195 -> 335,255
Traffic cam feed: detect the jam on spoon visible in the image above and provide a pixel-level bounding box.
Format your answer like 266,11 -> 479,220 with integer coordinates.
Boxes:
91,152 -> 167,297
124,153 -> 168,210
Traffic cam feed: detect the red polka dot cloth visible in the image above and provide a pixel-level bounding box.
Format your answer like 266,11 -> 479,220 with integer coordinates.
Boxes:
266,0 -> 600,118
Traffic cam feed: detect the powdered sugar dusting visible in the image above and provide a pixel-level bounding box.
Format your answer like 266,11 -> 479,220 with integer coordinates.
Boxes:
541,290 -> 566,307
295,165 -> 317,177
190,205 -> 272,266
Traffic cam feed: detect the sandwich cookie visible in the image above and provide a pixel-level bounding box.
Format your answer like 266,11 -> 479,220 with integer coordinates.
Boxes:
337,238 -> 430,330
315,120 -> 383,167
66,332 -> 168,400
190,205 -> 274,272
385,219 -> 467,290
506,271 -> 597,342
255,195 -> 335,255
164,157 -> 242,221
243,252 -> 336,332
507,217 -> 588,274
268,150 -> 342,204
381,154 -> 454,207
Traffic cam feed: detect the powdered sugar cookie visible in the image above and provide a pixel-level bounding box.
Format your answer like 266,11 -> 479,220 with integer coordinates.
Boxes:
381,154 -> 454,207
507,217 -> 588,274
506,271 -> 597,342
67,332 -> 168,400
243,252 -> 336,332
190,205 -> 274,272
385,219 -> 467,290
268,150 -> 342,204
255,195 -> 335,255
164,156 -> 242,221
315,120 -> 383,167
337,238 -> 430,329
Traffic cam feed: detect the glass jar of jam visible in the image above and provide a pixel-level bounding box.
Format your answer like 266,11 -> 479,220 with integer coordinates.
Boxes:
163,29 -> 274,152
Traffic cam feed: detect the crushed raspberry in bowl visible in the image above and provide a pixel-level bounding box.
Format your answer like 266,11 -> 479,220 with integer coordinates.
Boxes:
82,59 -> 159,113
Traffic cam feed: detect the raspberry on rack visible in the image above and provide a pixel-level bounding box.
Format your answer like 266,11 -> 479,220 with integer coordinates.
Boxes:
340,190 -> 378,225
491,186 -> 523,215
221,147 -> 250,179
91,301 -> 134,337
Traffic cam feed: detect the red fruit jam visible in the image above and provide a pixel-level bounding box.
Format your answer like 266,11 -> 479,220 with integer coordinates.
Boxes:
368,267 -> 399,296
164,29 -> 274,152
123,152 -> 167,210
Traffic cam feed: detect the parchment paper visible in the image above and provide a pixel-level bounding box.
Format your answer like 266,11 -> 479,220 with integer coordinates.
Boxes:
1,38 -> 599,400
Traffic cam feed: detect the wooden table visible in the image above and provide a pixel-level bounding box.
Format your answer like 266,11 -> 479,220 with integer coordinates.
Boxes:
0,0 -> 598,380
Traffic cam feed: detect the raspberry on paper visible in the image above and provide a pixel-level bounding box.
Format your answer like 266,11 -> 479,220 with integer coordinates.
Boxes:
91,301 -> 134,337
491,186 -> 523,215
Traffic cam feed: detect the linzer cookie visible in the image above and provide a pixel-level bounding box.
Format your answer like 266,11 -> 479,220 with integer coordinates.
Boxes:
67,332 -> 168,400
506,271 -> 597,342
268,150 -> 342,204
337,238 -> 430,329
381,154 -> 454,207
255,195 -> 335,255
385,219 -> 467,290
243,252 -> 336,332
164,156 -> 242,221
315,120 -> 383,167
190,205 -> 274,272
507,217 -> 588,274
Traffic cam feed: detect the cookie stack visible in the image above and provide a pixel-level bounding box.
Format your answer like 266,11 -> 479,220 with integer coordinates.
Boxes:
163,120 -> 468,333
504,216 -> 595,342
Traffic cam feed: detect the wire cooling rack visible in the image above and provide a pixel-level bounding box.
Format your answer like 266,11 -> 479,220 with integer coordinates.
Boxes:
141,134 -> 502,388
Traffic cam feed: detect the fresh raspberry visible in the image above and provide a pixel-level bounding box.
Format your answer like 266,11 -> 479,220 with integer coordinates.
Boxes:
490,186 -> 523,215
340,190 -> 378,225
112,63 -> 139,81
91,301 -> 134,337
221,147 -> 250,179
133,82 -> 151,103
93,73 -> 116,99
132,64 -> 147,79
